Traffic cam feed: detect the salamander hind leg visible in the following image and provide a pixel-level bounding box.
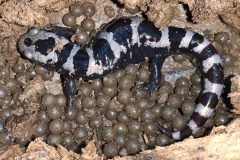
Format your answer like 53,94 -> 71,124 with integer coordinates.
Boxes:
133,55 -> 165,96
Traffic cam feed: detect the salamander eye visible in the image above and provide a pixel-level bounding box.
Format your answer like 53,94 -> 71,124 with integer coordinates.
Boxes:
24,51 -> 33,59
24,38 -> 33,47
29,28 -> 39,35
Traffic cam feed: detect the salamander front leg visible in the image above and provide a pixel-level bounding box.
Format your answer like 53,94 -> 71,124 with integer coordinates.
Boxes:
62,74 -> 76,112
133,55 -> 165,96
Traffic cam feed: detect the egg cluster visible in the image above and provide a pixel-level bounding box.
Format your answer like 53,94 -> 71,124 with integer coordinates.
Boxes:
62,2 -> 97,46
31,59 -> 232,158
210,31 -> 239,76
0,61 -> 56,146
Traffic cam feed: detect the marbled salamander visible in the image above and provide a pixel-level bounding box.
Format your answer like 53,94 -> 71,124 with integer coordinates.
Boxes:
17,16 -> 224,141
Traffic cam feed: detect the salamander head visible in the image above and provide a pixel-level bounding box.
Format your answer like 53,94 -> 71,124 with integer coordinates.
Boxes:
17,27 -> 70,66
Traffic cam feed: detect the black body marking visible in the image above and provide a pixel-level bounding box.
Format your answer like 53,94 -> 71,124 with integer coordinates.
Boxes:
34,37 -> 56,56
17,16 -> 224,141
47,25 -> 75,40
24,38 -> 33,46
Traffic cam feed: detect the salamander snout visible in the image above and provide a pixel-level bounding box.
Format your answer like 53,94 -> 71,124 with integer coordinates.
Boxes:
17,27 -> 55,62
18,27 -> 65,66
18,31 -> 35,60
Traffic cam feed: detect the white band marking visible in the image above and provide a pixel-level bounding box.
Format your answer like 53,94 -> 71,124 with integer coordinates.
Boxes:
187,120 -> 199,134
130,17 -> 143,46
62,44 -> 80,75
172,131 -> 181,140
145,27 -> 171,49
179,30 -> 194,48
203,78 -> 223,98
86,48 -> 104,76
193,38 -> 211,53
202,54 -> 222,73
195,103 -> 214,118
99,31 -> 127,65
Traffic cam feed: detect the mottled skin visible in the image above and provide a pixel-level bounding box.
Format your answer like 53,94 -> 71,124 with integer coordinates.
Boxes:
17,16 -> 224,141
